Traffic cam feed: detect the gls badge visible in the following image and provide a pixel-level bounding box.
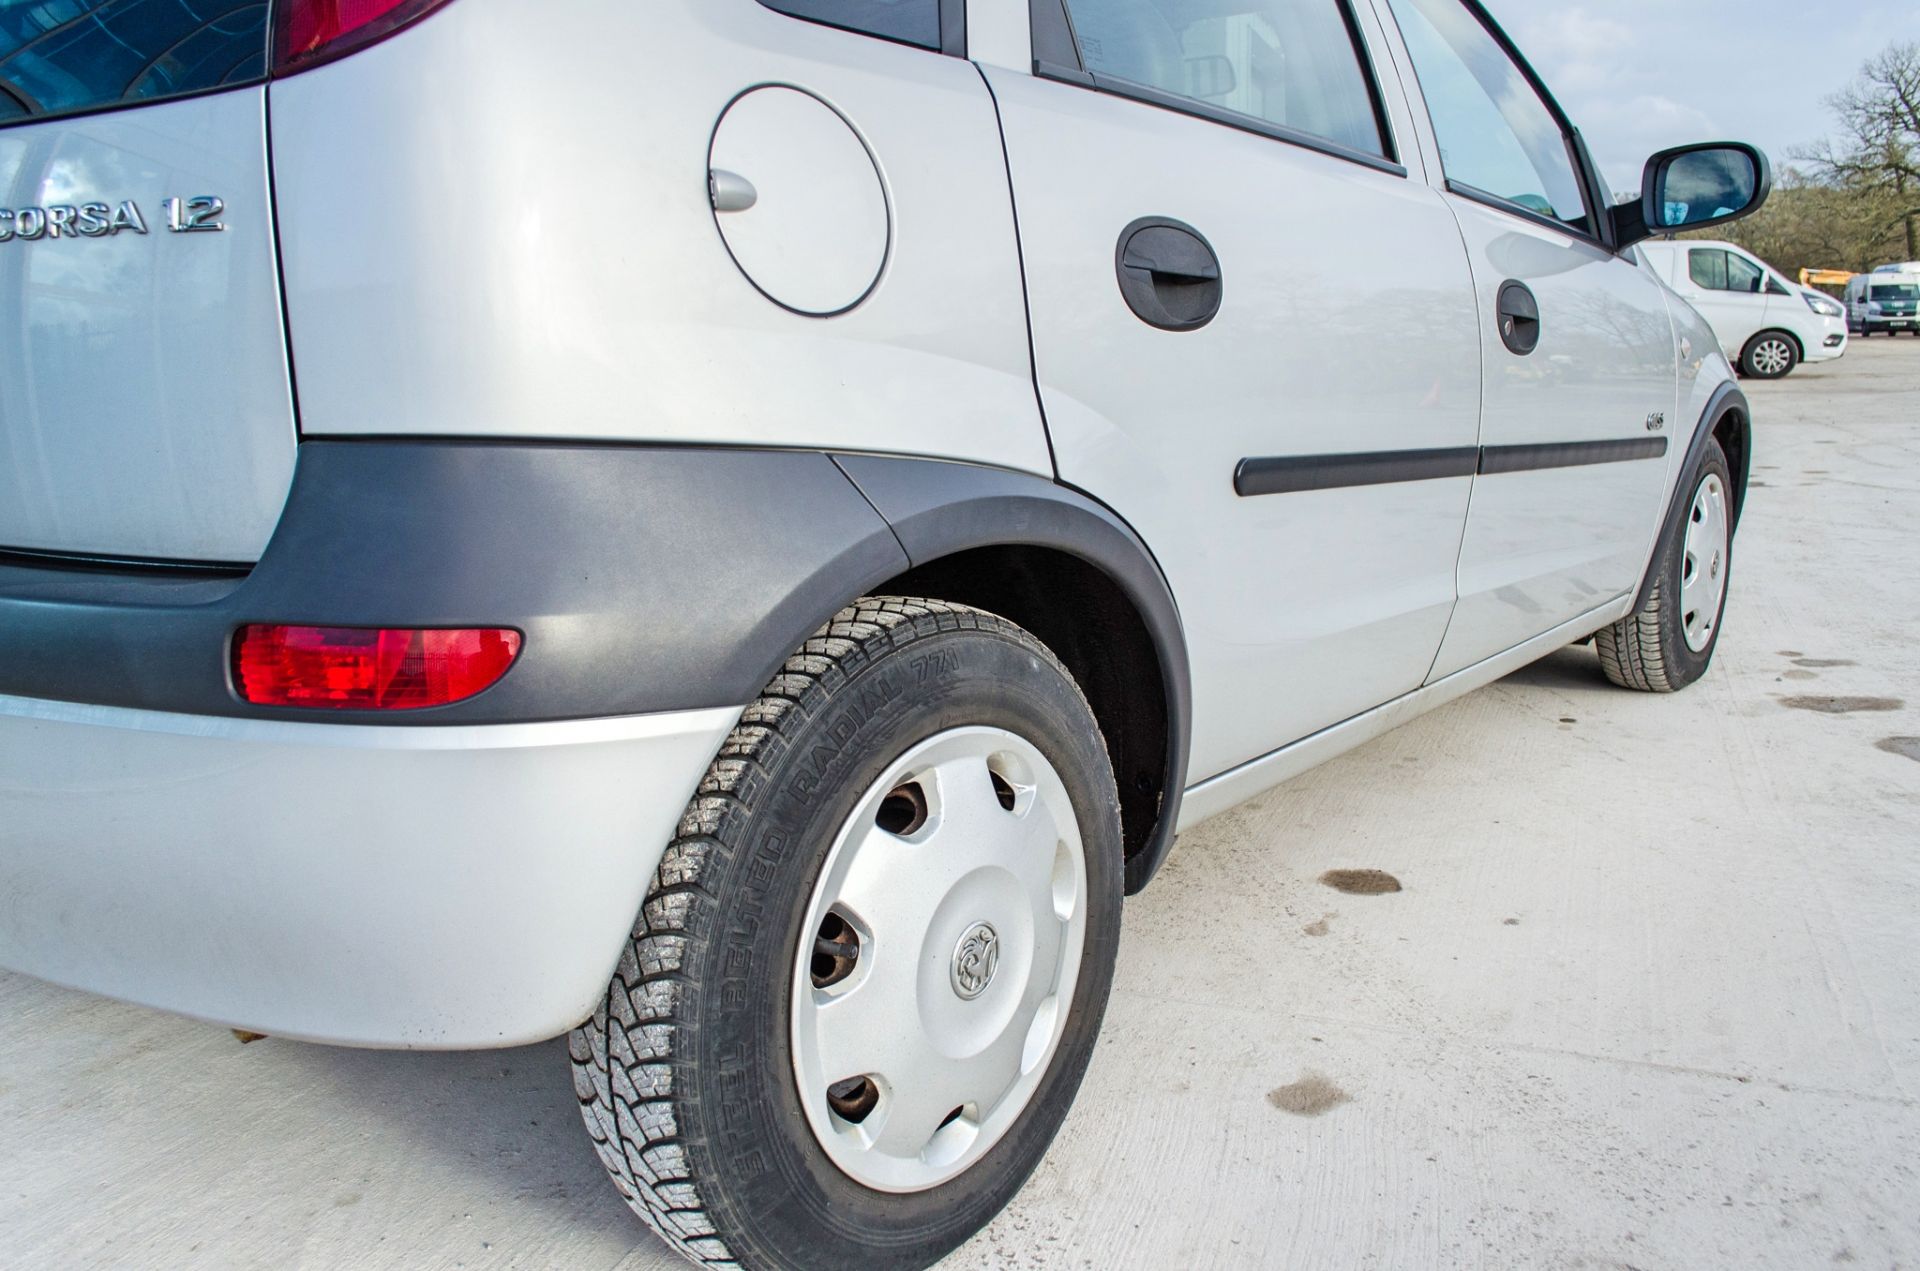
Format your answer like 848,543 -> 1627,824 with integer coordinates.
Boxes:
0,195 -> 225,242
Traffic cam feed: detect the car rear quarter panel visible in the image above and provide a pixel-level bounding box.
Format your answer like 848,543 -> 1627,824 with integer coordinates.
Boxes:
268,0 -> 1048,475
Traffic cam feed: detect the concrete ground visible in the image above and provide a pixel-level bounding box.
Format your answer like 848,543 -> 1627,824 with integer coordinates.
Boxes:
3,340 -> 1917,1271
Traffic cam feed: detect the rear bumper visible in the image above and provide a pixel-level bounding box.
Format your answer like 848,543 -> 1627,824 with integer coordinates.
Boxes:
0,438 -> 909,1045
0,692 -> 737,1048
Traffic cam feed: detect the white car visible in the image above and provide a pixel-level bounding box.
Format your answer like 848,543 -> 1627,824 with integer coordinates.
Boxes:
0,1 -> 1768,1267
1640,239 -> 1848,378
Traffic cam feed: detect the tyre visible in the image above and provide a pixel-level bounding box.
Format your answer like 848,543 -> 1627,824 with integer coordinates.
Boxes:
571,597 -> 1123,1270
1740,331 -> 1798,379
1597,439 -> 1734,693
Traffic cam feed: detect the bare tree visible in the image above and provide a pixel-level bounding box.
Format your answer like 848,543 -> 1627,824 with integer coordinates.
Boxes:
1801,41 -> 1920,260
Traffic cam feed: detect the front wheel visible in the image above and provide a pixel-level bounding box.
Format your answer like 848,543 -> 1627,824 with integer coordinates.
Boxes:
1740,331 -> 1799,379
1597,440 -> 1734,692
572,598 -> 1123,1270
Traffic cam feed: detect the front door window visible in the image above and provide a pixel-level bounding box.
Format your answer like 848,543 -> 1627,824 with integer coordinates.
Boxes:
1383,0 -> 1591,232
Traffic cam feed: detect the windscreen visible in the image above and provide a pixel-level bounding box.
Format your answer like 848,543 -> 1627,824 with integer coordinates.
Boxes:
0,1 -> 268,127
1869,283 -> 1919,301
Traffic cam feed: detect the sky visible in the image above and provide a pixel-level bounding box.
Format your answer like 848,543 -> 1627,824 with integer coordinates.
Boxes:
1479,0 -> 1920,196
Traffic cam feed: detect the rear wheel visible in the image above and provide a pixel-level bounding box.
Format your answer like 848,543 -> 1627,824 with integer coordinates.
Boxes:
1740,331 -> 1798,379
1597,440 -> 1733,692
571,598 -> 1123,1270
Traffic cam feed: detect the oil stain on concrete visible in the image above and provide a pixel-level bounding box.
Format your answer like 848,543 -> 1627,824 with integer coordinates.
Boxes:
1267,1073 -> 1350,1117
1876,737 -> 1920,763
1780,696 -> 1904,715
1321,869 -> 1402,895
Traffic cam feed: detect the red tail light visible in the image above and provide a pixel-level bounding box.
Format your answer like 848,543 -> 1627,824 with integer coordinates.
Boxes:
234,625 -> 522,710
273,0 -> 457,72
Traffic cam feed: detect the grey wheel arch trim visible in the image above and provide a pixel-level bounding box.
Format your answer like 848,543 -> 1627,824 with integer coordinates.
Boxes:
1631,380 -> 1750,615
0,441 -> 911,724
0,441 -> 1191,889
832,454 -> 1193,895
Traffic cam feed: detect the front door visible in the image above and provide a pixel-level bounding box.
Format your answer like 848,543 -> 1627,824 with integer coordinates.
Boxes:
1375,0 -> 1678,679
1673,245 -> 1779,360
982,0 -> 1483,781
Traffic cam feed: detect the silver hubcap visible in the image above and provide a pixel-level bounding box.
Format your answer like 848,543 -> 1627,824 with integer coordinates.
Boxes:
1752,339 -> 1792,375
1681,473 -> 1730,653
790,727 -> 1088,1193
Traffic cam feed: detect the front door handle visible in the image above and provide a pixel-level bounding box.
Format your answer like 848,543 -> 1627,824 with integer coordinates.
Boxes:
1497,279 -> 1541,355
1116,217 -> 1223,331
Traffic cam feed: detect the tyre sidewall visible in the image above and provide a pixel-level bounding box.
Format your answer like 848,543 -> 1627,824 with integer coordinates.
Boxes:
1742,333 -> 1797,379
685,618 -> 1123,1269
1652,440 -> 1734,689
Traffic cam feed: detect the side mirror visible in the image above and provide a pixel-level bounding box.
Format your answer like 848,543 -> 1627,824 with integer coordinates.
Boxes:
1612,142 -> 1772,249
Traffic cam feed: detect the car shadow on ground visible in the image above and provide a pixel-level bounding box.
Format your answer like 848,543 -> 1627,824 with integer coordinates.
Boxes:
263,1034 -> 646,1240
1492,644 -> 1619,694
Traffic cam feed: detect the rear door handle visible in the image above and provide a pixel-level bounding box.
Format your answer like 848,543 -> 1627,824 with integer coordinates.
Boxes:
1116,217 -> 1223,332
1120,242 -> 1221,283
1497,280 -> 1540,355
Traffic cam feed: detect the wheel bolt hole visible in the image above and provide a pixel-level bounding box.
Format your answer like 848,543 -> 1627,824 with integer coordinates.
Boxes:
810,911 -> 860,989
876,781 -> 929,836
989,770 -> 1017,812
827,1075 -> 880,1124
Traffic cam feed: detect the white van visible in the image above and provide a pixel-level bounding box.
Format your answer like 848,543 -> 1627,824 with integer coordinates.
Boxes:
1640,240 -> 1848,378
1843,269 -> 1920,336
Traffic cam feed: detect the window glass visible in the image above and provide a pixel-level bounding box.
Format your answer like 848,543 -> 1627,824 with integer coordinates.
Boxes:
1063,0 -> 1386,158
0,0 -> 269,126
759,0 -> 942,49
1384,0 -> 1589,230
1869,283 -> 1918,302
1723,253 -> 1765,294
1688,250 -> 1728,291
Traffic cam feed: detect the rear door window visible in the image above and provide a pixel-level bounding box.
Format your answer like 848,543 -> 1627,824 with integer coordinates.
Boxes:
1058,0 -> 1390,160
0,1 -> 269,127
758,0 -> 944,50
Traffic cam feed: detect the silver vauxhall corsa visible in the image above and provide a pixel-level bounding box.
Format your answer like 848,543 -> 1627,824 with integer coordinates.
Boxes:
0,0 -> 1768,1266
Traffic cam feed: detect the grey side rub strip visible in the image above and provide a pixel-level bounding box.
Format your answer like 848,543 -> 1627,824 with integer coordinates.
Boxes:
1234,447 -> 1479,497
1236,437 -> 1667,497
1478,437 -> 1668,475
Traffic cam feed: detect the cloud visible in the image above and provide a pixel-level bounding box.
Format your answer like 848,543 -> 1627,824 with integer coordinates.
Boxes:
1574,94 -> 1725,191
1482,0 -> 1920,190
1516,10 -> 1635,62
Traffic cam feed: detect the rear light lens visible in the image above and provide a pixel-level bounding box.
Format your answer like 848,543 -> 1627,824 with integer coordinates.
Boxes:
273,0 -> 456,73
234,625 -> 522,710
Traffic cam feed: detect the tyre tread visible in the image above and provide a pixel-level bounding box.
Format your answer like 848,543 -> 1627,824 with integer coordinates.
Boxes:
569,597 -> 1066,1268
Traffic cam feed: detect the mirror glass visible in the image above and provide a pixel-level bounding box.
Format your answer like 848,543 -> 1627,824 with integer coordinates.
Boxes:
1655,149 -> 1759,228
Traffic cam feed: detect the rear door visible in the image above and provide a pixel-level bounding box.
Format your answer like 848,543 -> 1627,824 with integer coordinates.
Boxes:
0,5 -> 294,564
982,0 -> 1482,782
1374,0 -> 1677,678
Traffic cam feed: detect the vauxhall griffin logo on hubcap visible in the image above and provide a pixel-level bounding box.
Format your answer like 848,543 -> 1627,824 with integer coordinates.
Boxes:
951,922 -> 1001,1000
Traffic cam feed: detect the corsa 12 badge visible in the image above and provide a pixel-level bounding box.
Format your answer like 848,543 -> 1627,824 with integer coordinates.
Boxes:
0,195 -> 225,242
